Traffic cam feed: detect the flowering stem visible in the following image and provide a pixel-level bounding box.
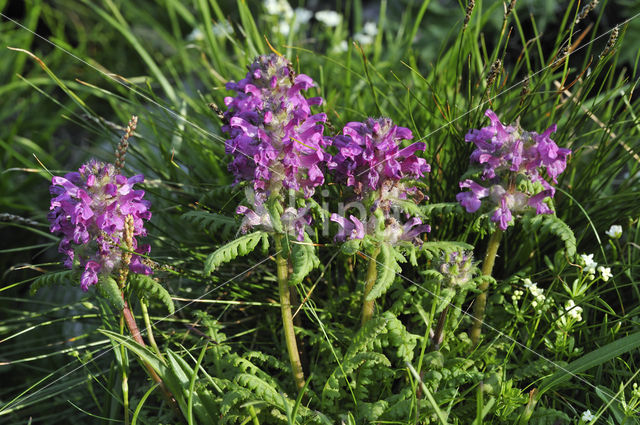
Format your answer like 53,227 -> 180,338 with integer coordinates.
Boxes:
361,247 -> 381,327
274,234 -> 306,392
119,315 -> 130,425
470,229 -> 503,345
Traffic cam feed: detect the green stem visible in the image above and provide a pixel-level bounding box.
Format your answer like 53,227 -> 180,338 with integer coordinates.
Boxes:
274,235 -> 305,392
361,247 -> 381,327
140,299 -> 165,363
120,315 -> 130,425
470,229 -> 503,346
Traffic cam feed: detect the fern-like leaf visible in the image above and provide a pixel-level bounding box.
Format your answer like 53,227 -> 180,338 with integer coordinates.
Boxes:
30,270 -> 76,295
366,243 -> 402,301
289,236 -> 320,285
129,273 -> 174,314
182,210 -> 238,240
97,276 -> 124,311
421,241 -> 474,260
204,231 -> 268,275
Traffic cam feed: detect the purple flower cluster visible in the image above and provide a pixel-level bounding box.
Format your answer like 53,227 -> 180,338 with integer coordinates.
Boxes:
438,251 -> 474,287
328,117 -> 432,245
223,54 -> 329,200
457,109 -> 570,230
328,117 -> 431,194
48,160 -> 152,291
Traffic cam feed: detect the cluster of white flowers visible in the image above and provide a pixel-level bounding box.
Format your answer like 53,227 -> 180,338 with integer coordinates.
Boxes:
523,278 -> 547,311
353,21 -> 378,45
565,299 -> 584,321
605,224 -> 623,239
598,265 -> 612,281
580,253 -> 598,278
512,289 -> 524,303
315,10 -> 342,27
263,0 -> 313,36
581,409 -> 594,422
580,253 -> 613,281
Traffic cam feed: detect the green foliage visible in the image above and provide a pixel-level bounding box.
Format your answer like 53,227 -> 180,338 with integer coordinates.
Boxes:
129,273 -> 175,314
366,243 -> 402,301
521,214 -> 577,258
204,231 -> 268,275
30,270 -> 76,295
288,236 -> 320,285
97,276 -> 124,311
181,210 -> 238,241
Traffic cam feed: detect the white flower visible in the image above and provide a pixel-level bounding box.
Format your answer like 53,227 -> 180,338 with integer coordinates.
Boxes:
294,8 -> 313,24
598,266 -> 612,281
581,409 -> 594,421
354,32 -> 374,45
523,278 -> 533,288
278,21 -> 291,36
186,28 -> 204,41
363,21 -> 378,36
212,21 -> 233,37
605,224 -> 622,239
580,253 -> 598,275
332,40 -> 349,53
264,0 -> 293,18
566,300 -> 583,321
315,10 -> 342,27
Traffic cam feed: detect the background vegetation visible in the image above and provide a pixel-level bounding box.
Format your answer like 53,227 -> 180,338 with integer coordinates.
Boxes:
2,0 -> 640,423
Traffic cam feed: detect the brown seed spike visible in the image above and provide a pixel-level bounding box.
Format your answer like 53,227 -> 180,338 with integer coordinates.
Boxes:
505,0 -> 517,18
485,59 -> 502,97
599,25 -> 618,59
115,115 -> 138,173
576,0 -> 598,24
463,0 -> 475,31
519,76 -> 530,105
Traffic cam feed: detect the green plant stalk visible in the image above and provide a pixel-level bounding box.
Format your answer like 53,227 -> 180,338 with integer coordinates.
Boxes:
140,299 -> 165,362
120,315 -> 130,425
470,229 -> 503,345
274,234 -> 305,391
361,247 -> 381,326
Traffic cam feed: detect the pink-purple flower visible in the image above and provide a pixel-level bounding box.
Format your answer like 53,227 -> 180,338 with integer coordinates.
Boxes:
48,160 -> 152,291
457,109 -> 570,230
223,54 -> 329,199
328,117 -> 430,195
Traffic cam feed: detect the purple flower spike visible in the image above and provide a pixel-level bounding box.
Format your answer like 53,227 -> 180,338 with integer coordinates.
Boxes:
457,109 -> 571,230
223,54 -> 329,199
48,159 -> 152,291
329,117 -> 430,194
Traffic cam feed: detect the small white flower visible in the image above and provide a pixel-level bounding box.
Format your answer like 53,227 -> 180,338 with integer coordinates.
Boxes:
523,278 -> 533,288
605,224 -> 623,239
598,266 -> 612,281
186,28 -> 204,41
363,21 -> 378,36
278,21 -> 291,36
566,300 -> 583,321
580,253 -> 598,275
212,21 -> 233,37
581,409 -> 594,421
264,0 -> 293,18
354,32 -> 374,45
294,8 -> 313,24
315,10 -> 342,27
333,40 -> 349,53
